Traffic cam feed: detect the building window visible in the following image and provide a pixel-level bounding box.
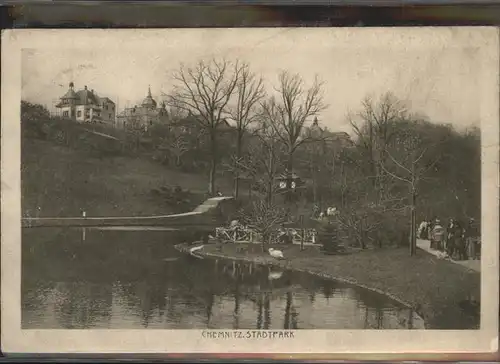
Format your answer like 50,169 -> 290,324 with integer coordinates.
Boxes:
77,110 -> 82,117
63,111 -> 69,117
109,113 -> 112,119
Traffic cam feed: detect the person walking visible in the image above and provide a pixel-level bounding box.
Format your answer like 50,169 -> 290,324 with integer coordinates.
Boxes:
465,218 -> 480,260
418,220 -> 428,239
452,219 -> 467,260
446,218 -> 455,258
431,219 -> 445,251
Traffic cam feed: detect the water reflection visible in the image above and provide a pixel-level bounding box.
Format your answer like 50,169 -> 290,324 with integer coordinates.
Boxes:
22,228 -> 425,329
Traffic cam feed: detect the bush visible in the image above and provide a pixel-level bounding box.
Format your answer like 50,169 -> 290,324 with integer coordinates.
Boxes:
150,185 -> 203,213
317,220 -> 343,254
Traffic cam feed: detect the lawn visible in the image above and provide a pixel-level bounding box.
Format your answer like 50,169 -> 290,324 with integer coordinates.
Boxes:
194,242 -> 480,329
21,138 -> 234,218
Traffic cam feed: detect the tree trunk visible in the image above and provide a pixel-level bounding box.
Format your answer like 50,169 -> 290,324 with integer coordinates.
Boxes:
284,291 -> 292,329
233,134 -> 243,199
410,188 -> 417,256
208,130 -> 217,195
286,150 -> 294,204
266,180 -> 273,206
360,218 -> 366,249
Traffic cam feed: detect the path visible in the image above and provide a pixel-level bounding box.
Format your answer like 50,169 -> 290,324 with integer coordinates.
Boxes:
416,239 -> 480,273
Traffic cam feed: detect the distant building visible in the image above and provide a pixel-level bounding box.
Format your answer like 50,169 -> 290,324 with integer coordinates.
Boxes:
116,86 -> 169,130
309,117 -> 354,149
55,82 -> 116,125
329,131 -> 354,148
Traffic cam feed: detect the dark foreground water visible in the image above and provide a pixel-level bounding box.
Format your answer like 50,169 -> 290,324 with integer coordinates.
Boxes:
22,228 -> 425,329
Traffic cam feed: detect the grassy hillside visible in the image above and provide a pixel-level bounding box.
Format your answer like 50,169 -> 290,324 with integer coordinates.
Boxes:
21,137 -> 234,219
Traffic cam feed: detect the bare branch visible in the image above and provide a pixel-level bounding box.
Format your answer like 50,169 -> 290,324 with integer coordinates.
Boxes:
386,147 -> 413,175
379,161 -> 412,184
260,71 -> 327,179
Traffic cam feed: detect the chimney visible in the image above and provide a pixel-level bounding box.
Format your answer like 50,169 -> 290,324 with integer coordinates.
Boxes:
84,85 -> 87,90
91,89 -> 94,93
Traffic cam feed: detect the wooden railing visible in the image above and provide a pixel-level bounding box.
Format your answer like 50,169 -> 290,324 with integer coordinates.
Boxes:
215,226 -> 319,245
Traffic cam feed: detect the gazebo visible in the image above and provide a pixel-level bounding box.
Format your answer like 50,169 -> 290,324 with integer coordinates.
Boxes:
276,170 -> 302,191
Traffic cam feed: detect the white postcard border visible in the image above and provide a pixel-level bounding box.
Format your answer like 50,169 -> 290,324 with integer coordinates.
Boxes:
1,28 -> 498,354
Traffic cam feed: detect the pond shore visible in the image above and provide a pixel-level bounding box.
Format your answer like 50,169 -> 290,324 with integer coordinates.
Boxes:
175,242 -> 480,330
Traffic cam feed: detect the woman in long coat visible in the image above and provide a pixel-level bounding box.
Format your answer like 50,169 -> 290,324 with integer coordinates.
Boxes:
431,219 -> 445,251
453,220 -> 467,260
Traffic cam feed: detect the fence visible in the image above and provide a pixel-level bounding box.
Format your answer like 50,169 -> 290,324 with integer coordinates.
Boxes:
215,226 -> 319,245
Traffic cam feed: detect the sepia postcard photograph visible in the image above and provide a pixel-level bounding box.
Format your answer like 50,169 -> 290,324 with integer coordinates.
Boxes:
1,27 -> 498,355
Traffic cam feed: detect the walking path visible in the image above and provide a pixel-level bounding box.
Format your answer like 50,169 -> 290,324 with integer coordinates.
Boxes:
416,239 -> 481,273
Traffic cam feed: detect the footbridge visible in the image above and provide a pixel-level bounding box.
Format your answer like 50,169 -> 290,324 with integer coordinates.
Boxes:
22,196 -> 237,231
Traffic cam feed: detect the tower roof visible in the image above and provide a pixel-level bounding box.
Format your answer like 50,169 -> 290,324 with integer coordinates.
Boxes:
141,85 -> 157,109
61,82 -> 78,99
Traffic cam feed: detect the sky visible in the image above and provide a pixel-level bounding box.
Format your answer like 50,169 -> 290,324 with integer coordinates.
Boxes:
21,28 -> 488,134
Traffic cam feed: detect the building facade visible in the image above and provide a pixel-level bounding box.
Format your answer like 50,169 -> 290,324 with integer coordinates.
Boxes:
116,86 -> 169,130
55,82 -> 116,125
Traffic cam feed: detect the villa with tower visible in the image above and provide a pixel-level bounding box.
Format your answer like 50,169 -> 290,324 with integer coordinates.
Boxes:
116,86 -> 169,130
55,82 -> 116,125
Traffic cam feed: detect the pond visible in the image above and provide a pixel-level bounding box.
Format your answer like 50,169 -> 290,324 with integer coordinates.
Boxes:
22,227 -> 425,329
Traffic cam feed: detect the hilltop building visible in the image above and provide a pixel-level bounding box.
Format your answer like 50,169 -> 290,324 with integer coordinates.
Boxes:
309,117 -> 354,149
116,86 -> 169,130
55,82 -> 116,125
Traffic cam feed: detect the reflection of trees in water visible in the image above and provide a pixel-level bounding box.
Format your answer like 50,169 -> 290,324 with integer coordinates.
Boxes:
233,273 -> 241,329
53,282 -> 112,329
256,295 -> 263,329
25,227 -> 420,329
321,280 -> 337,300
284,291 -> 292,329
205,293 -> 215,327
263,293 -> 271,329
255,292 -> 272,329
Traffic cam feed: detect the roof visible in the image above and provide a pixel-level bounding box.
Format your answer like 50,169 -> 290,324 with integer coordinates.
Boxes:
141,86 -> 157,109
117,106 -> 161,118
100,97 -> 115,104
61,89 -> 78,100
76,89 -> 100,105
277,172 -> 300,180
142,96 -> 157,108
57,84 -> 115,107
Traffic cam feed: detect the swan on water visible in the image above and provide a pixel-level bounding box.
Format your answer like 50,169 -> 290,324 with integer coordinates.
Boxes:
268,248 -> 285,260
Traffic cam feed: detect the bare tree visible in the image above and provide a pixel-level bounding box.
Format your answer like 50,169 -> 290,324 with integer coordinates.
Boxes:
238,200 -> 287,252
379,120 -> 444,256
261,71 -> 326,201
348,92 -> 407,201
168,134 -> 188,166
228,63 -> 265,199
232,120 -> 286,205
166,58 -> 241,195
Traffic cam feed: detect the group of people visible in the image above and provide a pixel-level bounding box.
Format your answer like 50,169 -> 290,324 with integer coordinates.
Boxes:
417,217 -> 480,261
314,205 -> 339,219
